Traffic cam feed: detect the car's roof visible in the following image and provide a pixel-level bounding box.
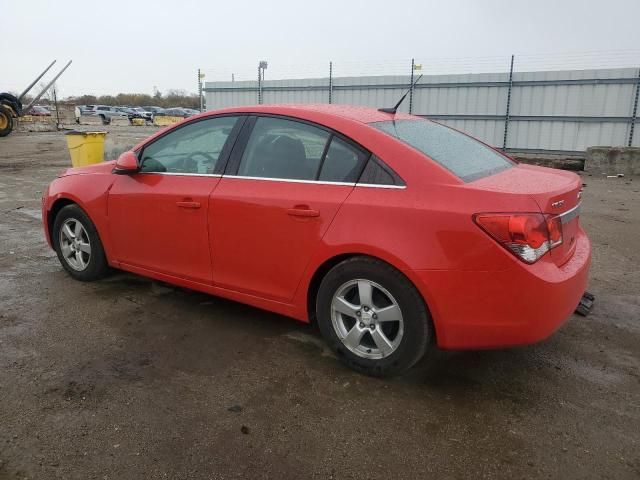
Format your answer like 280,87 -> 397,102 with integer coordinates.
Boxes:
211,104 -> 415,125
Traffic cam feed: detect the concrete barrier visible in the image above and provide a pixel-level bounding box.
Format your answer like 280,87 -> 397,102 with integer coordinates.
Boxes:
79,115 -> 104,126
130,118 -> 146,126
585,147 -> 640,175
110,116 -> 130,126
154,116 -> 184,126
16,115 -> 58,132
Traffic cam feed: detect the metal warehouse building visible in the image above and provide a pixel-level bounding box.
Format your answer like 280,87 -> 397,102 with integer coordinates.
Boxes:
205,67 -> 640,154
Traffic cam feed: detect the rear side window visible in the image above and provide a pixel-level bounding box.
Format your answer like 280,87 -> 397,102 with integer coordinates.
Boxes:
359,155 -> 405,186
318,136 -> 368,183
238,117 -> 330,180
371,119 -> 513,182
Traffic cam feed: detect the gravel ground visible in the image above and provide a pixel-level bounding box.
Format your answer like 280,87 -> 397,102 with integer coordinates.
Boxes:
0,129 -> 639,479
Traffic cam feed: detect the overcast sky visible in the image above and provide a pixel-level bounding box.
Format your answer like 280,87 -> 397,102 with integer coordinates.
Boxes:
2,0 -> 639,98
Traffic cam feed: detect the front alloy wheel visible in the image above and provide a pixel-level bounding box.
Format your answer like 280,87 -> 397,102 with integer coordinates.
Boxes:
53,204 -> 109,281
59,218 -> 92,271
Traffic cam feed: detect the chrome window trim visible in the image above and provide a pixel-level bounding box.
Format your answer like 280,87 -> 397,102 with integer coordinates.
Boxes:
222,175 -> 356,187
139,172 -> 222,177
135,172 -> 407,189
559,202 -> 580,224
355,183 -> 407,189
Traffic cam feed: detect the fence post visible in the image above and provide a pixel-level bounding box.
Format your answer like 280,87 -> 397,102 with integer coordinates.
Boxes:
197,69 -> 203,112
628,67 -> 640,147
409,58 -> 415,114
53,85 -> 60,127
502,54 -> 515,150
329,61 -> 333,104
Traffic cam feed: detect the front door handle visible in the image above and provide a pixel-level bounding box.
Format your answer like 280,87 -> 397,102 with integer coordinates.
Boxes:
176,201 -> 201,209
287,206 -> 319,217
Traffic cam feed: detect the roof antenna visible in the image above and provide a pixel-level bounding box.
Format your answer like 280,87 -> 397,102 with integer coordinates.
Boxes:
378,74 -> 423,114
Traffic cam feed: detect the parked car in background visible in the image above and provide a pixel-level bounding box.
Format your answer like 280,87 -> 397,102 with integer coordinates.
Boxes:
27,105 -> 51,116
141,106 -> 166,116
87,106 -> 128,124
77,105 -> 94,115
130,107 -> 153,121
41,104 -> 591,377
164,107 -> 198,118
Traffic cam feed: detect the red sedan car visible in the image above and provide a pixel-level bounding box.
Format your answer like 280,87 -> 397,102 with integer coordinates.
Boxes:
42,105 -> 591,376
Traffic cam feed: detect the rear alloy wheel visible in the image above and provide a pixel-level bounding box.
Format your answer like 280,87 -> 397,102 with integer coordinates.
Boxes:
53,204 -> 109,281
331,279 -> 404,359
316,256 -> 433,377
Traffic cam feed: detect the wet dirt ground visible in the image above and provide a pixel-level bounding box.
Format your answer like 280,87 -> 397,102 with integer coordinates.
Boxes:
0,129 -> 639,479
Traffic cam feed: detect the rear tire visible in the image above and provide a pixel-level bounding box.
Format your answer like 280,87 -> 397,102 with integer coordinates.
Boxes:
53,204 -> 110,281
316,256 -> 433,377
0,106 -> 14,137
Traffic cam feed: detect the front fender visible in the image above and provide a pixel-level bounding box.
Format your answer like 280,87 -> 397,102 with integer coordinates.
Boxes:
44,173 -> 117,260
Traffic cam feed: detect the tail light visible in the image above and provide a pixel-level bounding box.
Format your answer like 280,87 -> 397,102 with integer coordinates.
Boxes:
473,213 -> 563,264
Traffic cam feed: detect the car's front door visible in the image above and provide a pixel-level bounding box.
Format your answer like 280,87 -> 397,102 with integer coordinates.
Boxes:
108,115 -> 244,283
210,115 -> 369,302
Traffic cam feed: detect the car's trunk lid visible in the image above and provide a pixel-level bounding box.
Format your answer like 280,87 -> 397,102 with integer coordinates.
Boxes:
469,164 -> 583,266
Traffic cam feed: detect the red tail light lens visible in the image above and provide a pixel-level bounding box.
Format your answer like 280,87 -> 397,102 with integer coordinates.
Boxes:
473,213 -> 563,264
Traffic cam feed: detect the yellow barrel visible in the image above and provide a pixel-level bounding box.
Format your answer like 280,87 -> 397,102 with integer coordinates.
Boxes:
65,131 -> 107,167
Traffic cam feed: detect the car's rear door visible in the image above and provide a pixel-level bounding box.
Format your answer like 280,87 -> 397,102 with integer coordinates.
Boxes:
209,115 -> 369,302
108,115 -> 244,283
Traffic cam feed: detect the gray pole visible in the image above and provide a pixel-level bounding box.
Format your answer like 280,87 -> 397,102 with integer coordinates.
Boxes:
502,55 -> 515,150
198,69 -> 203,112
628,67 -> 640,147
19,60 -> 56,101
23,60 -> 73,112
53,85 -> 60,128
258,64 -> 262,104
409,58 -> 415,114
329,61 -> 333,104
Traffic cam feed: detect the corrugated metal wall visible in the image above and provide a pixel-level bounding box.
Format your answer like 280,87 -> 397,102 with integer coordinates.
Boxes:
205,68 -> 640,153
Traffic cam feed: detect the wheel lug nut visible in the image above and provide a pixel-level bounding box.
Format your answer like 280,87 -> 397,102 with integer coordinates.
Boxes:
356,311 -> 361,316
372,313 -> 377,319
369,324 -> 375,330
363,306 -> 369,312
359,322 -> 365,328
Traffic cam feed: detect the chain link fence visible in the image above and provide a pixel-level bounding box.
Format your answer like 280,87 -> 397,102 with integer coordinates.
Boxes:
202,51 -> 640,153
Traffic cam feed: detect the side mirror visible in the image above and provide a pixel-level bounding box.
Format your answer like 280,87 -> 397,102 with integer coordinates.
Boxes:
114,150 -> 139,174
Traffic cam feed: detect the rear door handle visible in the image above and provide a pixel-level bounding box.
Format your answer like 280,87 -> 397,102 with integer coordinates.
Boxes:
287,206 -> 320,217
176,201 -> 201,209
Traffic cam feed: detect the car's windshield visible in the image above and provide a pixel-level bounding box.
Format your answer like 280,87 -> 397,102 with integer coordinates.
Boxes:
370,119 -> 514,182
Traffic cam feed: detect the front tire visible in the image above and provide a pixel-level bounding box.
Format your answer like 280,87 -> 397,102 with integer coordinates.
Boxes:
53,204 -> 109,281
316,256 -> 433,377
0,106 -> 14,137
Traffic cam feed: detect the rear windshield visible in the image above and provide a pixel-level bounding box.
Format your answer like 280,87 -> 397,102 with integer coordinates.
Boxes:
371,119 -> 513,182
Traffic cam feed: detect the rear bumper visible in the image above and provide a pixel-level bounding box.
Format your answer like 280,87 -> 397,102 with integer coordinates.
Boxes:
411,228 -> 591,350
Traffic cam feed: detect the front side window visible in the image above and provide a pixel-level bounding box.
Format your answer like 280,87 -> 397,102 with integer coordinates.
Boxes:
371,119 -> 514,182
140,116 -> 239,174
238,117 -> 330,180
